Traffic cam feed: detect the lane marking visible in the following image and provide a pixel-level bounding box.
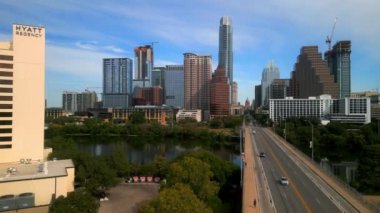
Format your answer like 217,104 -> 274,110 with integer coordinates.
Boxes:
260,129 -> 313,213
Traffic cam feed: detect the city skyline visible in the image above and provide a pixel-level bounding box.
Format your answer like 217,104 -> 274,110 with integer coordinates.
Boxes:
0,0 -> 379,107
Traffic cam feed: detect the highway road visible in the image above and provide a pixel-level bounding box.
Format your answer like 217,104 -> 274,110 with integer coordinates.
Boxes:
251,126 -> 344,213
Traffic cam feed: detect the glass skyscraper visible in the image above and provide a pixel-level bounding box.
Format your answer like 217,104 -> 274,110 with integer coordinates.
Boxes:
261,61 -> 280,107
325,41 -> 351,99
218,16 -> 233,102
103,58 -> 133,108
164,65 -> 184,108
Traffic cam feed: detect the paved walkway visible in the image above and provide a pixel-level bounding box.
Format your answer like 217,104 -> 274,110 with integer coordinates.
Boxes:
265,128 -> 373,213
242,127 -> 260,213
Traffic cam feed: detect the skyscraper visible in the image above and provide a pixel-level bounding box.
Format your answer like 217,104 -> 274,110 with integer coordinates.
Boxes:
164,65 -> 184,108
103,58 -> 133,108
324,41 -> 351,99
261,61 -> 280,107
270,79 -> 290,99
62,91 -> 78,112
231,81 -> 238,105
210,66 -> 230,116
290,46 -> 337,98
134,45 -> 153,87
218,16 -> 233,102
184,53 -> 212,111
254,85 -> 262,110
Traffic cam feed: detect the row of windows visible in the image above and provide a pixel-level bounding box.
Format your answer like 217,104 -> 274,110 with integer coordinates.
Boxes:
0,79 -> 12,85
0,144 -> 11,149
0,96 -> 12,101
0,55 -> 13,61
0,136 -> 12,142
0,63 -> 13,69
0,88 -> 13,93
0,120 -> 12,125
0,71 -> 13,77
0,128 -> 12,133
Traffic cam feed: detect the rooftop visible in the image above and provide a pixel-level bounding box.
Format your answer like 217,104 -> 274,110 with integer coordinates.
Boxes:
0,159 -> 74,183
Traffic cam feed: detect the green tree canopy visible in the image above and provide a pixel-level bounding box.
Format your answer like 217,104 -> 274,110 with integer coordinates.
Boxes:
141,183 -> 212,213
49,189 -> 99,213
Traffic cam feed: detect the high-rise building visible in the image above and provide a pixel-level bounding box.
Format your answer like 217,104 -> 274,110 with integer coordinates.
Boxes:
231,81 -> 238,105
0,24 -> 74,206
254,85 -> 262,109
103,58 -> 133,108
77,90 -> 98,112
210,66 -> 230,116
261,61 -> 280,107
270,79 -> 290,99
184,53 -> 212,112
0,24 -> 45,161
290,46 -> 338,98
134,45 -> 153,87
324,41 -> 351,99
152,67 -> 165,87
133,86 -> 163,106
62,91 -> 78,113
164,65 -> 184,108
218,16 -> 233,102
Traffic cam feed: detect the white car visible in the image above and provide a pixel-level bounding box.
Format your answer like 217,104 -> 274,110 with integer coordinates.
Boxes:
252,130 -> 256,134
280,176 -> 289,185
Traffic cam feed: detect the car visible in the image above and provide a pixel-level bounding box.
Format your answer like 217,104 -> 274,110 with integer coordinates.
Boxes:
252,130 -> 256,134
259,152 -> 266,158
280,176 -> 289,185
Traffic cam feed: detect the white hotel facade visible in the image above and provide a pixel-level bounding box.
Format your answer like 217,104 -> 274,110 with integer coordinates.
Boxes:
269,95 -> 371,124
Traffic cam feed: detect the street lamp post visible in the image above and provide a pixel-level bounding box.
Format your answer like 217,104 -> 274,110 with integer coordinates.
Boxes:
308,121 -> 314,161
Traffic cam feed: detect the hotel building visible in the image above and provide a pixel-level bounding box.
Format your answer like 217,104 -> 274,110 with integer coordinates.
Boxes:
0,24 -> 74,211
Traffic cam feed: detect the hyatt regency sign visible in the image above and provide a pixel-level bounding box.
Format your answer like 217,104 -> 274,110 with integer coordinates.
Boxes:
15,25 -> 44,38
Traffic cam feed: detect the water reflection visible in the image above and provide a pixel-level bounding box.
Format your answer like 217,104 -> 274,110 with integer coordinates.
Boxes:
75,137 -> 240,166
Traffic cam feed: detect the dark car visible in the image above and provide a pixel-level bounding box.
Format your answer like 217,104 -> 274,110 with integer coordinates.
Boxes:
259,152 -> 266,158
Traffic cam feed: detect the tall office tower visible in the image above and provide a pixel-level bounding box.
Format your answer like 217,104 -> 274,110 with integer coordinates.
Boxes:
0,24 -> 45,162
218,16 -> 233,102
270,79 -> 290,99
184,53 -> 212,111
210,66 -> 230,116
77,90 -> 98,112
231,81 -> 238,105
103,58 -> 133,108
290,46 -> 338,98
324,41 -> 351,99
164,65 -> 184,108
261,61 -> 280,107
134,45 -> 153,87
152,67 -> 165,87
62,91 -> 78,112
254,85 -> 262,109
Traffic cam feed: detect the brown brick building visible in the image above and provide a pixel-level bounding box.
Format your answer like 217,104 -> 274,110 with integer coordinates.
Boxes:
290,46 -> 338,98
210,66 -> 230,116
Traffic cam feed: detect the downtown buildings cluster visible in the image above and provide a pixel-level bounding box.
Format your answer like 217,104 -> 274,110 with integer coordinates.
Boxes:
254,41 -> 379,124
60,16 -> 239,122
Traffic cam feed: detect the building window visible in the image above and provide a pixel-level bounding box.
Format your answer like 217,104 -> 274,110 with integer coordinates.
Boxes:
0,120 -> 12,125
0,96 -> 12,101
0,71 -> 13,77
0,88 -> 12,93
0,104 -> 12,109
0,128 -> 12,133
0,63 -> 13,69
0,112 -> 12,117
0,136 -> 12,142
0,55 -> 13,61
0,144 -> 11,149
0,80 -> 13,85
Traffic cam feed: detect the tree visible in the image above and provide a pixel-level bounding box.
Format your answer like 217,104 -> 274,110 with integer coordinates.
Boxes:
141,183 -> 212,213
49,189 -> 99,213
166,157 -> 219,201
357,144 -> 380,193
129,112 -> 146,124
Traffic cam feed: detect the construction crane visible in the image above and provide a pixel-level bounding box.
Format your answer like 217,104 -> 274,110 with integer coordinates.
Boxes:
326,17 -> 338,50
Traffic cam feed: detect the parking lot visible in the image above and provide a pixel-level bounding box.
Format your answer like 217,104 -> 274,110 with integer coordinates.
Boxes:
99,183 -> 160,213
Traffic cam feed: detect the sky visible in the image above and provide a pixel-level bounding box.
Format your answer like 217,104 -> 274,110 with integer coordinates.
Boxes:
0,0 -> 379,107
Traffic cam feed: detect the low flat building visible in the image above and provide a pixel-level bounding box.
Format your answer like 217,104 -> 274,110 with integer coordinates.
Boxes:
176,110 -> 202,122
270,95 -> 371,124
113,106 -> 168,125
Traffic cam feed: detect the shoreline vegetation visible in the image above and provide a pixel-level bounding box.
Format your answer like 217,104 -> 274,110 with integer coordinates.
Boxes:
47,115 -> 243,212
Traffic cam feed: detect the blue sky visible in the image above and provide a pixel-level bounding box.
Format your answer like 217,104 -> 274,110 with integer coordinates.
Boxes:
0,0 -> 379,107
